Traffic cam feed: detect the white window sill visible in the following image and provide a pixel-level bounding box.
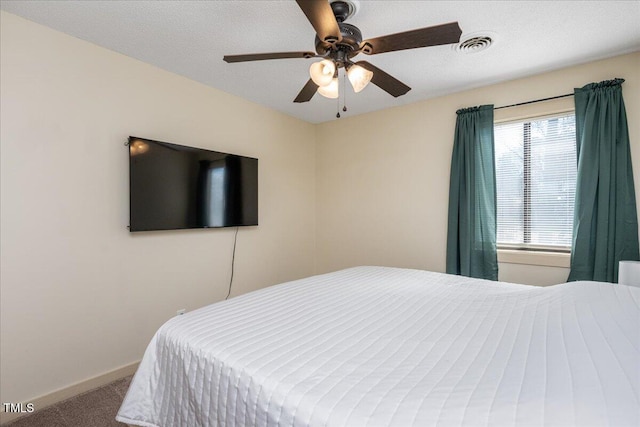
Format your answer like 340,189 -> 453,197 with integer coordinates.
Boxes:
497,249 -> 570,268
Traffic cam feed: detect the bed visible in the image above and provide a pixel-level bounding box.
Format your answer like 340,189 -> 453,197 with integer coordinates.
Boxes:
116,266 -> 639,427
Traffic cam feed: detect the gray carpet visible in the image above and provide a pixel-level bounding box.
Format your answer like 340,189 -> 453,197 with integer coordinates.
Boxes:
3,375 -> 132,427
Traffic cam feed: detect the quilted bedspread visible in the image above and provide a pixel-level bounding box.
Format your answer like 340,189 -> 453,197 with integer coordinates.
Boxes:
117,266 -> 639,426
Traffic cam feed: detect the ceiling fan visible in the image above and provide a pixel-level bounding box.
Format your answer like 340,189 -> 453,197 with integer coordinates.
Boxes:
223,0 -> 462,103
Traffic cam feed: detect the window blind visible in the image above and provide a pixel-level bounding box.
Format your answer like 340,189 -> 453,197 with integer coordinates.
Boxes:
495,113 -> 577,250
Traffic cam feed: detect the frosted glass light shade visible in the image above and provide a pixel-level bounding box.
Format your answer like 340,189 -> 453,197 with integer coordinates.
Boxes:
309,60 -> 335,87
347,64 -> 373,93
318,78 -> 339,99
318,77 -> 338,99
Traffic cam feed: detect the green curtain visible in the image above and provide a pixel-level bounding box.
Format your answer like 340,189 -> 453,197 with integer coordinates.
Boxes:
568,78 -> 639,283
446,105 -> 498,280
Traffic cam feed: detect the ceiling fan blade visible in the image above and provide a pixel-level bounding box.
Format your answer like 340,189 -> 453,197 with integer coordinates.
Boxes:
355,61 -> 411,97
295,0 -> 342,44
293,79 -> 319,103
223,51 -> 317,63
360,22 -> 462,55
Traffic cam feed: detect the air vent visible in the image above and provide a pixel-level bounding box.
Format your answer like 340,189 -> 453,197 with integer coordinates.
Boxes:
456,34 -> 494,53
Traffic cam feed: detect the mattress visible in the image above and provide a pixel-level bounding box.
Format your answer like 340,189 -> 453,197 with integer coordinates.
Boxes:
117,266 -> 640,427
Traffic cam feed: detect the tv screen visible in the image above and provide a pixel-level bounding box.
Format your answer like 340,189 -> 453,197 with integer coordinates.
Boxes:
129,136 -> 258,232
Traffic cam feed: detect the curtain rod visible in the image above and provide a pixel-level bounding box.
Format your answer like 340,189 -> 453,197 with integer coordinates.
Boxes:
494,93 -> 574,110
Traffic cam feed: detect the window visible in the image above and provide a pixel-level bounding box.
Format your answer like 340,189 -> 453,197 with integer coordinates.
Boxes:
495,112 -> 577,251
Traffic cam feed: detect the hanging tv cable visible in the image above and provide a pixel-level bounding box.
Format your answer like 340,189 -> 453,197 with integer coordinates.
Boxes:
224,227 -> 239,300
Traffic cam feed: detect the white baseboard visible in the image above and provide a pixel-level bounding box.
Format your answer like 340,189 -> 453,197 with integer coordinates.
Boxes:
1,361 -> 140,425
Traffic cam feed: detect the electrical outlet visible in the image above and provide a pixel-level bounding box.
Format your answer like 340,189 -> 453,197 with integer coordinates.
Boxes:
176,309 -> 186,316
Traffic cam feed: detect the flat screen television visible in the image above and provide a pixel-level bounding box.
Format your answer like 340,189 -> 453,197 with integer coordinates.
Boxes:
128,136 -> 258,232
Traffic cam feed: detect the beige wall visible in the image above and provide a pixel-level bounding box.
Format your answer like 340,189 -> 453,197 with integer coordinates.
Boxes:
316,52 -> 640,286
0,12 -> 316,408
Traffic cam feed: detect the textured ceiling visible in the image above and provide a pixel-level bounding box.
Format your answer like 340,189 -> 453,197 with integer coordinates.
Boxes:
1,0 -> 639,124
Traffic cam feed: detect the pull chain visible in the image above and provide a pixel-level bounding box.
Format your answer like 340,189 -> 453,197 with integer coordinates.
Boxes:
342,73 -> 348,113
336,69 -> 341,119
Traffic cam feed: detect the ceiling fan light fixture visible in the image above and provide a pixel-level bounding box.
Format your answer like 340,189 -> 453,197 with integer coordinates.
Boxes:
318,77 -> 339,99
309,60 -> 336,87
347,64 -> 373,93
225,1 -> 460,105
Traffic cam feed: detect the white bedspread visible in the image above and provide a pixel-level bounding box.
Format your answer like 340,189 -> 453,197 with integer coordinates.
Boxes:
117,266 -> 640,427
